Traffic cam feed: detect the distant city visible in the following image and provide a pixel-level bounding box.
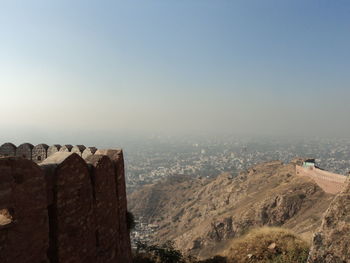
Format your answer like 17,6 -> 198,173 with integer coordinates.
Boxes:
124,136 -> 350,193
125,136 -> 350,246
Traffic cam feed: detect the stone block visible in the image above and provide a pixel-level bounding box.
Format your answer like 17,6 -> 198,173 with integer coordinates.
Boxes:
16,143 -> 34,160
95,149 -> 132,263
47,145 -> 61,157
32,144 -> 49,163
0,143 -> 17,157
86,155 -> 119,263
40,153 -> 96,263
82,147 -> 97,159
0,157 -> 49,263
71,145 -> 86,156
59,144 -> 73,152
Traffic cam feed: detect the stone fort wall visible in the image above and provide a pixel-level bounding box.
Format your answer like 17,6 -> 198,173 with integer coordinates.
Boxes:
296,165 -> 347,194
0,144 -> 132,263
0,143 -> 98,163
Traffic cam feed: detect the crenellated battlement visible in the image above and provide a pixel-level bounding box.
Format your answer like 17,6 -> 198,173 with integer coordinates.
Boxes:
0,142 -> 99,163
0,148 -> 132,263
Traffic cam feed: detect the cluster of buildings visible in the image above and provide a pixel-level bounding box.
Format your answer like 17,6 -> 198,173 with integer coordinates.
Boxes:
127,138 -> 350,247
130,217 -> 159,248
125,137 -> 350,191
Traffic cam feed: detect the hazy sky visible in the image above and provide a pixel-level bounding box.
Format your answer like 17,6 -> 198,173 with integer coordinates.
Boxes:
1,0 -> 350,145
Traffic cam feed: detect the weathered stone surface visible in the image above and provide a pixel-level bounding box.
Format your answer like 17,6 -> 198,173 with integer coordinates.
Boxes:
86,155 -> 119,263
296,165 -> 346,194
0,143 -> 17,157
82,147 -> 97,159
59,144 -> 73,152
95,149 -> 132,263
40,153 -> 96,263
0,144 -> 131,263
16,143 -> 34,160
0,157 -> 49,263
41,152 -> 74,165
71,145 -> 86,156
32,144 -> 49,163
308,178 -> 350,263
47,144 -> 61,157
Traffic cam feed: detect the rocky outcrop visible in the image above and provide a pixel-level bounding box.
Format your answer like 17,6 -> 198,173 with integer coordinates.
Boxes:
308,178 -> 350,263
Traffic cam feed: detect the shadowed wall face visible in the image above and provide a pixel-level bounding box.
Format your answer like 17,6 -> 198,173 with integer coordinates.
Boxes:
86,155 -> 119,263
95,149 -> 132,263
0,157 -> 49,263
41,153 -> 96,263
0,149 -> 132,263
16,143 -> 34,160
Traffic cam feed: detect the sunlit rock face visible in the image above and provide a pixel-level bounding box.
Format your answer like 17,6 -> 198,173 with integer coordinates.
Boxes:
129,160 -> 335,259
308,178 -> 350,263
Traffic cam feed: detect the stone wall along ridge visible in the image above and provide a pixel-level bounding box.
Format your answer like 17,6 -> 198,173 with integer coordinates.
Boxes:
296,165 -> 347,194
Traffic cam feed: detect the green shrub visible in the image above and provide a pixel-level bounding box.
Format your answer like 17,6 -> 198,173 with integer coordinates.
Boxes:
135,241 -> 185,263
127,211 -> 136,231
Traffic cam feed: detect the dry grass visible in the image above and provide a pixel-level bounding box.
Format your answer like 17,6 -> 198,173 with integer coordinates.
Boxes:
222,227 -> 309,263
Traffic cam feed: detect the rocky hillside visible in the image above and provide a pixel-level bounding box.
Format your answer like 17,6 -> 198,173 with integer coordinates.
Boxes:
308,177 -> 350,262
128,160 -> 335,259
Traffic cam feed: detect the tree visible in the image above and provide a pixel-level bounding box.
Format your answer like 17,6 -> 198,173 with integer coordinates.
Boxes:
127,211 -> 136,231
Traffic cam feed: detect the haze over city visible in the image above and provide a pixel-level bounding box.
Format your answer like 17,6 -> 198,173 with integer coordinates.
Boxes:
1,0 -> 350,146
2,2 -> 350,263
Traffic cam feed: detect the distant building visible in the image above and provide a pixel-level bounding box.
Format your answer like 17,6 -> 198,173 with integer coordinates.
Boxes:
303,159 -> 316,168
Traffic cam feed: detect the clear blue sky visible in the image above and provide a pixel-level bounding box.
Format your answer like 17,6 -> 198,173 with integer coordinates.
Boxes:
1,0 -> 350,145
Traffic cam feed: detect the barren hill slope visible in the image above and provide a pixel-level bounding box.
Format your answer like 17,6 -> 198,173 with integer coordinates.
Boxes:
128,160 -> 335,259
